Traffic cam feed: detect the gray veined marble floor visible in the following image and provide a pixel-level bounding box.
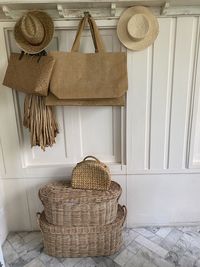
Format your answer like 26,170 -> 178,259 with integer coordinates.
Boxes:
3,226 -> 200,267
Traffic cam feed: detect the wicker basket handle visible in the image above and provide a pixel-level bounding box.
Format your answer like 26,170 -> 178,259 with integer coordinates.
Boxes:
122,205 -> 127,226
83,156 -> 101,162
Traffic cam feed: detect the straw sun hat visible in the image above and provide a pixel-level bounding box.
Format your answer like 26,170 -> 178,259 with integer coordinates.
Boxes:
14,10 -> 54,54
117,6 -> 159,51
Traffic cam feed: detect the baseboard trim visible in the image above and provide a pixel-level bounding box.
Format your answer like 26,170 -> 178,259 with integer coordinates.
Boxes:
127,220 -> 200,228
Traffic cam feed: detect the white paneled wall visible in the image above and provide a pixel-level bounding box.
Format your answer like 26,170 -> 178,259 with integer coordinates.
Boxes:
1,16 -> 200,236
127,16 -> 200,173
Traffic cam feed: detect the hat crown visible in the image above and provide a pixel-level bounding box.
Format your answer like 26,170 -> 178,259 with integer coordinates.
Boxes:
20,13 -> 45,45
127,13 -> 149,41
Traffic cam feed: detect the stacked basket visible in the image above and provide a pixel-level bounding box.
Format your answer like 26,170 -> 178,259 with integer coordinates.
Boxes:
37,156 -> 127,258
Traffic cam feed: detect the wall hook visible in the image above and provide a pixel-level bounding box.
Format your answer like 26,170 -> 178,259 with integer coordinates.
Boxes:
111,3 -> 117,16
161,2 -> 170,15
57,4 -> 65,18
84,11 -> 91,17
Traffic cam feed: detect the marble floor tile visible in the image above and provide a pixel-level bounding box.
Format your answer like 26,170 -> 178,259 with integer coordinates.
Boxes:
2,241 -> 19,265
4,226 -> 200,267
17,232 -> 29,239
137,246 -> 174,267
193,258 -> 200,267
9,257 -> 27,267
181,232 -> 200,250
93,257 -> 121,267
73,257 -> 97,267
156,227 -> 173,238
160,229 -> 183,250
134,228 -> 156,238
149,234 -> 164,246
127,240 -> 142,254
6,233 -> 25,253
21,232 -> 41,244
61,257 -> 84,267
178,226 -> 200,234
178,251 -> 196,267
122,228 -> 139,247
135,235 -> 168,258
42,257 -> 63,267
23,258 -> 46,267
145,226 -> 160,234
114,248 -> 134,266
124,246 -> 174,267
109,245 -> 126,260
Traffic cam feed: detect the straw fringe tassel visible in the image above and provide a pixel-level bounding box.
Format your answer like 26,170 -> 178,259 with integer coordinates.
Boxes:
23,94 -> 59,150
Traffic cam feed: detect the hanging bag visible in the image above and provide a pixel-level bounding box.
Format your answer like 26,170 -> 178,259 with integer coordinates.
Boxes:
3,53 -> 55,96
49,15 -> 128,100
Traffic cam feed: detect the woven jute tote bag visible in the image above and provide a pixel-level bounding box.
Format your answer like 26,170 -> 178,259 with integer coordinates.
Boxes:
3,53 -> 55,96
49,14 -> 128,100
71,156 -> 111,190
39,180 -> 121,226
37,205 -> 127,257
45,92 -> 125,106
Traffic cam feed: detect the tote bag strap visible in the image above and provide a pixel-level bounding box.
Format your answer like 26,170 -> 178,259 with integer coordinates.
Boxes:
88,16 -> 105,52
71,14 -> 105,53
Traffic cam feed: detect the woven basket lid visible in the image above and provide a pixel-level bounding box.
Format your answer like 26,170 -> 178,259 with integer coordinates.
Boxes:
39,181 -> 122,204
38,205 -> 125,235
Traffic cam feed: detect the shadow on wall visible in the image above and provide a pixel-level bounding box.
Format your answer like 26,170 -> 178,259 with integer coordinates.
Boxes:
0,180 -> 8,245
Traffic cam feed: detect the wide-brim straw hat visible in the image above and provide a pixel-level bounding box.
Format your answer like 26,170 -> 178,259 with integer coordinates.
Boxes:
14,10 -> 54,54
117,6 -> 159,51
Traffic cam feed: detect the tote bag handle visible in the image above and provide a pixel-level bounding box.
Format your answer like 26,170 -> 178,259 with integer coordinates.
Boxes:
71,14 -> 105,53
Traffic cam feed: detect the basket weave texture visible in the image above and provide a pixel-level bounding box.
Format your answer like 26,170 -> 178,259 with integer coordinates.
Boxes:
39,180 -> 122,226
37,205 -> 126,258
71,156 -> 111,190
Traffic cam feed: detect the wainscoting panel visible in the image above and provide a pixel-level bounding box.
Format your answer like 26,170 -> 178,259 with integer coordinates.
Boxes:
127,17 -> 200,173
127,173 -> 200,226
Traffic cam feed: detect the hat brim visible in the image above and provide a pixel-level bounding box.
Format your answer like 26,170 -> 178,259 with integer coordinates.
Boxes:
117,6 -> 159,51
14,10 -> 54,54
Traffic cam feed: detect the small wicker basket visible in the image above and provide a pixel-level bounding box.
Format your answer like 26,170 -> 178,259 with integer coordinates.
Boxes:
39,181 -> 122,226
37,205 -> 127,258
71,156 -> 111,190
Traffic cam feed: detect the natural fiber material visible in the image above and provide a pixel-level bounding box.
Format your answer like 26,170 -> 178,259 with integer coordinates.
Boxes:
39,180 -> 121,226
37,205 -> 127,257
49,15 -> 128,100
45,92 -> 125,106
23,95 -> 59,150
117,6 -> 159,51
3,53 -> 55,96
71,156 -> 111,190
14,11 -> 54,54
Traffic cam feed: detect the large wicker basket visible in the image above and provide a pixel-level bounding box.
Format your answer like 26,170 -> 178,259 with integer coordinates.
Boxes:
39,181 -> 122,226
37,205 -> 126,258
71,156 -> 111,190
